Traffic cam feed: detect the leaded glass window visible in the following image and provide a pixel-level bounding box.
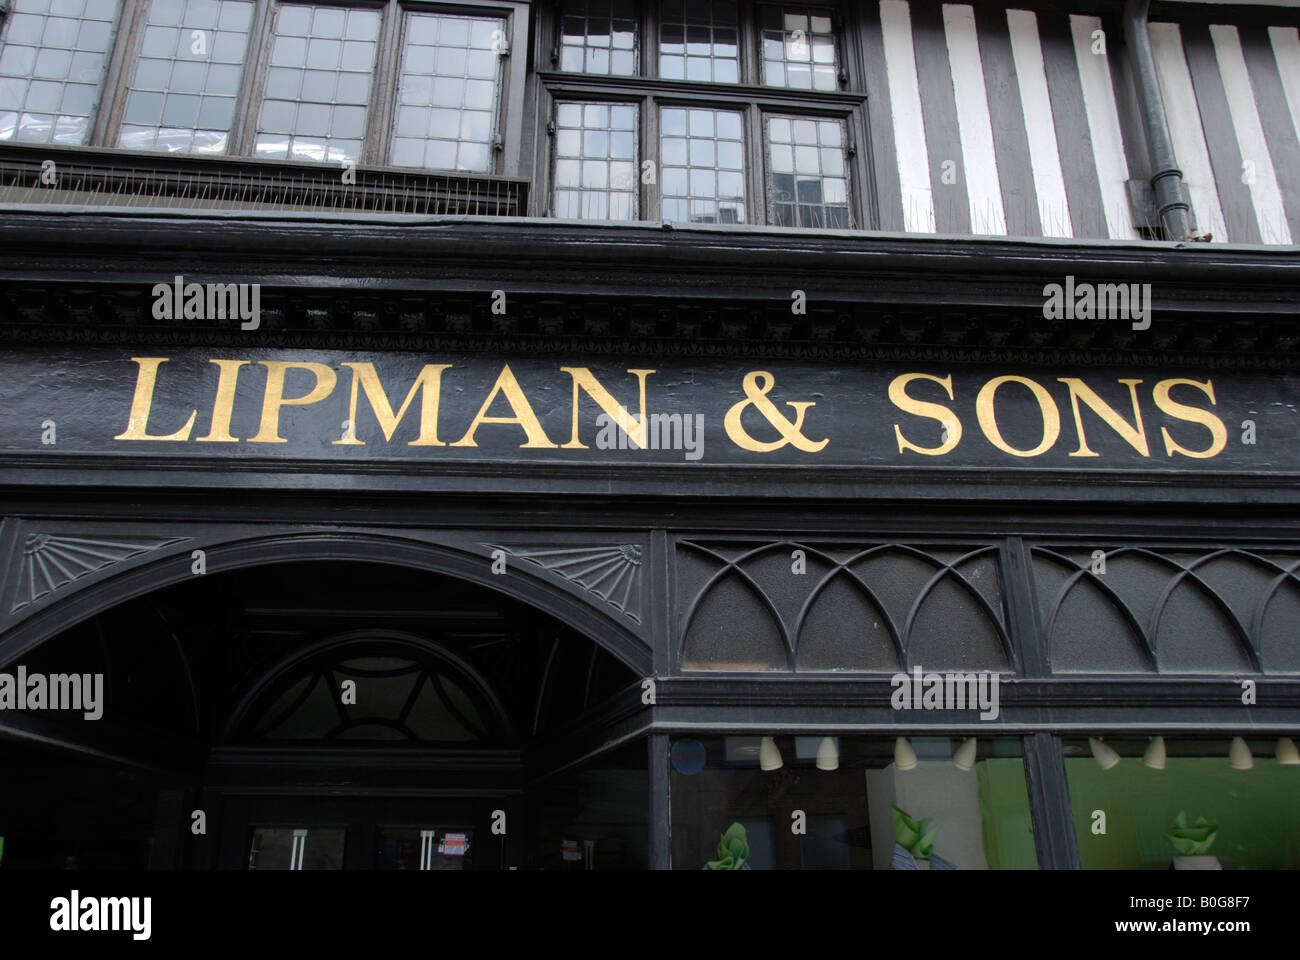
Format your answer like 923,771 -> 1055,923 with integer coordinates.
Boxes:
553,101 -> 637,220
661,105 -> 744,224
118,0 -> 254,154
558,0 -> 636,76
390,12 -> 505,171
658,0 -> 738,83
759,6 -> 838,91
253,3 -> 380,163
0,0 -> 119,145
765,115 -> 850,227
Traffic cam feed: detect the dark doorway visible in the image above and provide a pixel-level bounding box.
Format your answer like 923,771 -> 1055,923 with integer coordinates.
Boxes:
0,559 -> 644,869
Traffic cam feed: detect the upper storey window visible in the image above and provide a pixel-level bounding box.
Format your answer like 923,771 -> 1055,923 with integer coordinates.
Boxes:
541,0 -> 857,227
0,0 -> 519,175
658,0 -> 738,83
389,11 -> 505,171
759,6 -> 838,91
558,0 -> 638,76
0,0 -> 119,145
118,0 -> 254,155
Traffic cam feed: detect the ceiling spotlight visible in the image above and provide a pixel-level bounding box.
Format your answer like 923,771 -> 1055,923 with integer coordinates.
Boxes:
1277,737 -> 1300,766
894,736 -> 918,771
1228,736 -> 1254,771
952,738 -> 978,772
1089,737 -> 1120,771
815,736 -> 839,771
759,736 -> 783,771
1142,736 -> 1167,770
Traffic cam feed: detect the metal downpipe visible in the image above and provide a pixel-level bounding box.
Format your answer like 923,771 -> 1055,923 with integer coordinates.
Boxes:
1123,0 -> 1195,241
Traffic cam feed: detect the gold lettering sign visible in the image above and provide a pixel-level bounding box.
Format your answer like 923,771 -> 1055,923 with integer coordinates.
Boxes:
112,356 -> 1232,466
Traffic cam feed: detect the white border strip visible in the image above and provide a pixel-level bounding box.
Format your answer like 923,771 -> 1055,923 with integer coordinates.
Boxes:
1268,27 -> 1300,154
1210,23 -> 1292,243
1070,15 -> 1139,239
1006,8 -> 1073,238
880,0 -> 936,233
943,3 -> 1007,235
1151,21 -> 1229,241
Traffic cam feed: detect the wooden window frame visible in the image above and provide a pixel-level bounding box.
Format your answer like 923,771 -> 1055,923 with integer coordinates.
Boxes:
534,0 -> 873,227
52,0 -> 531,174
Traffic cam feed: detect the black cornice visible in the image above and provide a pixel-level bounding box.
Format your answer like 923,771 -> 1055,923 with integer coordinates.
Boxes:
0,207 -> 1296,366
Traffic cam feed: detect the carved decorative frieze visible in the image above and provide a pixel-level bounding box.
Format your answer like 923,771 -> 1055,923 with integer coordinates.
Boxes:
487,543 -> 643,624
13,533 -> 189,611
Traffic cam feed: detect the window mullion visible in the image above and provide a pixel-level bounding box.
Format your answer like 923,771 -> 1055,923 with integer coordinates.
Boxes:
543,0 -> 557,71
642,0 -> 656,80
365,0 -> 402,166
91,0 -> 145,146
833,2 -> 851,91
230,0 -> 275,157
848,102 -> 871,230
644,91 -> 657,219
736,0 -> 755,87
744,99 -> 763,224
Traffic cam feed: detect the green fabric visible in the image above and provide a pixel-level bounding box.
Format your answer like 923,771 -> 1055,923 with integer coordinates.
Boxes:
1166,812 -> 1218,856
706,822 -> 749,870
890,804 -> 939,859
977,758 -> 1040,869
1067,756 -> 1300,869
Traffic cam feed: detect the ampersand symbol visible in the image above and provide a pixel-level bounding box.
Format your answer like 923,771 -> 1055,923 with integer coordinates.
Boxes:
724,370 -> 829,453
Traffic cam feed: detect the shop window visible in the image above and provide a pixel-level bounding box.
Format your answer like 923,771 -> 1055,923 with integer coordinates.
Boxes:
0,0 -> 119,145
658,0 -> 738,83
526,740 -> 648,869
800,813 -> 851,868
758,5 -> 838,91
1063,737 -> 1300,868
390,11 -> 505,171
765,114 -> 849,227
552,100 -> 638,219
118,0 -> 254,154
558,0 -> 637,76
670,736 -> 1037,869
735,816 -> 776,867
660,105 -> 745,223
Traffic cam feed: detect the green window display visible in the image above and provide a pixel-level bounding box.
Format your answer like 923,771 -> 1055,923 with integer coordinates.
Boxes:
1066,737 -> 1300,869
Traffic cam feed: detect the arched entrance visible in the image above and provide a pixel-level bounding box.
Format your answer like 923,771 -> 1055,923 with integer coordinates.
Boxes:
0,556 -> 650,870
